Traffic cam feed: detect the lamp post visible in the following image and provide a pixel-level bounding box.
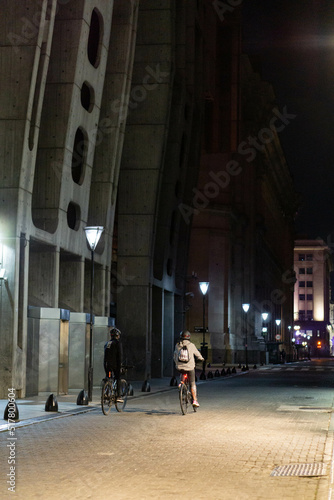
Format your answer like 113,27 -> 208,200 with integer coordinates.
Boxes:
262,312 -> 269,365
199,281 -> 209,373
275,319 -> 281,364
242,303 -> 250,369
84,226 -> 104,401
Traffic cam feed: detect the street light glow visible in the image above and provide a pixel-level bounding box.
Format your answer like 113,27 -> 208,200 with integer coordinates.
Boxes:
242,303 -> 250,313
84,226 -> 104,251
199,282 -> 209,295
262,312 -> 268,321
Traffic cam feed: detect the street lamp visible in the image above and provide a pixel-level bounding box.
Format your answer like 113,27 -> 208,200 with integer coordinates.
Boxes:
199,281 -> 209,373
275,319 -> 281,363
84,226 -> 104,401
242,303 -> 250,369
261,312 -> 268,332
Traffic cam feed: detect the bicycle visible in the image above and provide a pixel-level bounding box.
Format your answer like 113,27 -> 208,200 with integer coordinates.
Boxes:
179,372 -> 197,415
101,369 -> 128,415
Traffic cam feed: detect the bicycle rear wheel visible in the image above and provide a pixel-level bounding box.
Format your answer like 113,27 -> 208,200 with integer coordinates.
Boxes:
101,380 -> 113,415
179,383 -> 188,415
115,379 -> 128,412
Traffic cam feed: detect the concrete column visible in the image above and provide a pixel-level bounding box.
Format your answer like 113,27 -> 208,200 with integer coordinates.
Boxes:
117,2 -> 173,380
151,286 -> 163,378
163,291 -> 174,377
59,257 -> 84,311
68,312 -> 86,390
28,247 -> 59,307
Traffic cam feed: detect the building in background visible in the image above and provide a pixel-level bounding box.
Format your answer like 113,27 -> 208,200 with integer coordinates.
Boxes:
293,240 -> 334,358
186,46 -> 297,366
0,0 -> 297,398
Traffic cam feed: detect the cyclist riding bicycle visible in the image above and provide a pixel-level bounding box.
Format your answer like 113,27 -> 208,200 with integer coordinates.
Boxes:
104,327 -> 123,402
173,330 -> 204,407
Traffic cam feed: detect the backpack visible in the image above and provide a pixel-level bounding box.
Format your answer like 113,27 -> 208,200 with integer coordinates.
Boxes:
178,344 -> 190,363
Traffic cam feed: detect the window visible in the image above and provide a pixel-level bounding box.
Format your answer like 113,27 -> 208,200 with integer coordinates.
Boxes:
306,254 -> 313,261
87,8 -> 103,68
299,294 -> 305,301
299,254 -> 305,261
299,281 -> 305,287
306,310 -> 313,320
71,127 -> 87,184
306,267 -> 313,274
307,294 -> 313,301
306,281 -> 313,288
299,310 -> 305,320
299,268 -> 305,274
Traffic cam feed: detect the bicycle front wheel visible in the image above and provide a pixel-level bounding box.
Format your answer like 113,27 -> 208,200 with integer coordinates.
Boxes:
101,380 -> 113,415
179,383 -> 188,415
115,379 -> 128,412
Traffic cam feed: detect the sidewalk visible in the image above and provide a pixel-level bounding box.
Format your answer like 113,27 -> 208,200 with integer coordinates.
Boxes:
0,377 -> 176,431
0,364 -> 250,431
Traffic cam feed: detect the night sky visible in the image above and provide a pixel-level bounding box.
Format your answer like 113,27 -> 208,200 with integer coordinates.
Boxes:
242,0 -> 334,241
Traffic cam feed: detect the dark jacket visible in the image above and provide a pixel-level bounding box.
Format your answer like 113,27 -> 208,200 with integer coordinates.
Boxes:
104,338 -> 122,371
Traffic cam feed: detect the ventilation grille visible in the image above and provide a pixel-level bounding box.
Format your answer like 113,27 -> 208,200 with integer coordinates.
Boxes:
271,463 -> 327,477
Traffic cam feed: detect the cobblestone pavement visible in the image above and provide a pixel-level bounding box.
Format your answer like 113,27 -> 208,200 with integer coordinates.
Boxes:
1,363 -> 334,500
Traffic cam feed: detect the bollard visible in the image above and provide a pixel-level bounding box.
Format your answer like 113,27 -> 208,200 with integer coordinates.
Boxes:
128,384 -> 134,396
207,371 -> 213,379
253,364 -> 257,370
141,380 -> 151,392
200,371 -> 206,380
4,401 -> 19,421
77,390 -> 88,406
226,367 -> 231,375
232,367 -> 237,374
45,394 -> 58,412
214,369 -> 220,377
170,376 -> 177,387
221,368 -> 226,376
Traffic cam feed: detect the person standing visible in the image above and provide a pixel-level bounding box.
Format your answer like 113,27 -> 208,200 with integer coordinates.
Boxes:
173,330 -> 204,407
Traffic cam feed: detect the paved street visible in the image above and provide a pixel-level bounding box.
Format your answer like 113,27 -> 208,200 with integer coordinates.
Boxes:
1,360 -> 334,499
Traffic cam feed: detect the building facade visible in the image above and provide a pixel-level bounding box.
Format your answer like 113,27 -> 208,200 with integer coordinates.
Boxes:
293,240 -> 334,358
0,0 -> 297,398
185,48 -> 297,365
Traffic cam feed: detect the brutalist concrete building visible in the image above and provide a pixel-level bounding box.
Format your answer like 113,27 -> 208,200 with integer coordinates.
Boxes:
0,0 -> 297,398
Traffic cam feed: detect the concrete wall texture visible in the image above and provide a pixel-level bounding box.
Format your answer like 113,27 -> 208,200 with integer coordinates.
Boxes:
0,0 -> 297,398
